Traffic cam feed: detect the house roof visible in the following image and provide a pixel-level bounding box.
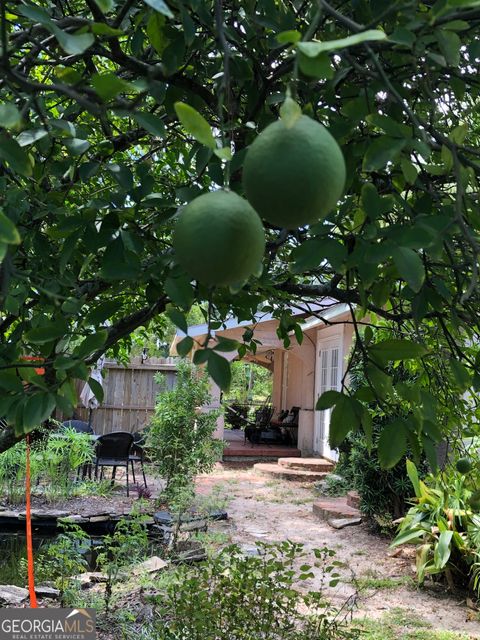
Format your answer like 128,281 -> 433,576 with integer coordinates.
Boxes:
170,301 -> 351,356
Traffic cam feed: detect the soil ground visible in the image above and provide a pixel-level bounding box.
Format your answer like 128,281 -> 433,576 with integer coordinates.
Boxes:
197,464 -> 480,638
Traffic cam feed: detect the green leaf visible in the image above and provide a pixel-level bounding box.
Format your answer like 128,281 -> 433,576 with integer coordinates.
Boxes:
0,370 -> 23,393
291,237 -> 346,273
378,419 -> 408,469
316,389 -> 343,410
92,73 -> 132,101
174,102 -> 216,149
143,0 -> 174,18
23,393 -> 56,431
16,128 -> 48,147
213,147 -> 233,161
298,51 -> 334,79
164,275 -> 194,310
64,138 -> 90,155
107,163 -> 134,190
436,29 -> 461,66
369,339 -> 428,361
0,134 -> 33,176
0,104 -> 22,129
393,247 -> 425,292
363,137 -> 406,172
26,319 -> 69,344
401,157 -> 418,184
434,531 -> 453,569
177,336 -> 194,357
73,330 -> 108,358
207,351 -> 231,391
214,337 -> 240,352
193,349 -> 210,365
52,26 -> 94,55
94,0 -> 114,11
85,300 -> 123,325
329,396 -> 362,448
133,112 -> 166,137
0,209 -> 21,244
406,459 -> 421,498
276,30 -> 301,44
166,307 -> 188,334
86,377 -> 104,404
297,30 -> 386,56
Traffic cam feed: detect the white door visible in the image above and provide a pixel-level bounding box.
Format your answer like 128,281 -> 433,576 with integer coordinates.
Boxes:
314,336 -> 342,460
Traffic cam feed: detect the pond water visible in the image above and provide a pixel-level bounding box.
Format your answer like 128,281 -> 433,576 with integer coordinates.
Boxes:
0,534 -> 99,587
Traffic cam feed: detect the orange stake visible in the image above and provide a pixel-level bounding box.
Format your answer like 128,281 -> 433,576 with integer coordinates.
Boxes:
25,434 -> 37,608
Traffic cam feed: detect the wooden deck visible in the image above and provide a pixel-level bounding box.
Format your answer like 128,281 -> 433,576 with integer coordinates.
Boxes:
223,429 -> 301,458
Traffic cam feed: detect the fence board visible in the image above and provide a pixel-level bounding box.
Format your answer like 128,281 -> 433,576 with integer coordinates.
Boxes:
71,357 -> 177,435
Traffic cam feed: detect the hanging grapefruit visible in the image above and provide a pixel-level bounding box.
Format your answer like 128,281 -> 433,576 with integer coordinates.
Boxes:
456,457 -> 473,474
173,190 -> 265,286
243,115 -> 346,228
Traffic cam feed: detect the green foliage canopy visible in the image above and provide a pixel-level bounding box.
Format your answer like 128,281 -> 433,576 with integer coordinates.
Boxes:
1,0 -> 480,460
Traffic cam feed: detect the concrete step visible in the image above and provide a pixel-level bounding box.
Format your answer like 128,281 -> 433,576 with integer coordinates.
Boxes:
253,462 -> 330,482
224,446 -> 301,458
278,457 -> 334,473
313,497 -> 361,521
347,490 -> 360,509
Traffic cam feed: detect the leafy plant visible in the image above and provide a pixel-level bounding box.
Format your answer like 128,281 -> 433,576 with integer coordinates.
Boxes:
96,512 -> 150,612
147,362 -> 224,499
149,541 -> 357,639
41,429 -> 95,501
45,523 -> 90,606
0,441 -> 39,505
392,460 -> 480,592
0,429 -> 95,504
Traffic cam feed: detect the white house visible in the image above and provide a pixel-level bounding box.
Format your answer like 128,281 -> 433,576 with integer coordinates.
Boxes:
171,302 -> 355,460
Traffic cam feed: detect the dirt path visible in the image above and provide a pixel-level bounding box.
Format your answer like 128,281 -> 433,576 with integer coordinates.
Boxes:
197,465 -> 480,638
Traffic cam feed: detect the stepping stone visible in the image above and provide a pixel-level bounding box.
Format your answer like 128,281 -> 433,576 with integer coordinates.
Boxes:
346,491 -> 360,509
313,497 -> 361,521
0,585 -> 28,605
278,457 -> 335,473
74,572 -> 108,588
328,517 -> 362,529
60,514 -> 89,524
253,462 -> 330,482
35,585 -> 60,599
132,556 -> 168,575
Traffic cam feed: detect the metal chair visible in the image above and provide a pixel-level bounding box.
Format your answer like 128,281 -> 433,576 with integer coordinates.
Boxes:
129,431 -> 148,488
94,431 -> 134,496
62,419 -> 94,434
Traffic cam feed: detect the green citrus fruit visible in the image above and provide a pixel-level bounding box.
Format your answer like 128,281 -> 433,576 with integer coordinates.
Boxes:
470,490 -> 480,510
173,190 -> 265,286
456,457 -> 473,474
242,115 -> 346,229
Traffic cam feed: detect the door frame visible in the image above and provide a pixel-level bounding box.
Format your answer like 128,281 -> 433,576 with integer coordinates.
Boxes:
313,331 -> 344,460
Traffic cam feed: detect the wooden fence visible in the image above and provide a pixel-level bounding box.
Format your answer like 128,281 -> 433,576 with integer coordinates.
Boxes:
74,357 -> 177,435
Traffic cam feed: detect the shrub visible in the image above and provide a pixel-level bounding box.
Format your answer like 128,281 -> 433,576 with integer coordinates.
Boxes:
146,362 -> 224,499
0,441 -> 39,504
97,512 -> 150,612
0,429 -> 95,504
336,428 -> 429,529
393,460 -> 480,593
148,541 -> 358,640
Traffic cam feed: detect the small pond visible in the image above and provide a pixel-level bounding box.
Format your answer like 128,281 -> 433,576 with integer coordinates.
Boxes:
0,533 -> 99,587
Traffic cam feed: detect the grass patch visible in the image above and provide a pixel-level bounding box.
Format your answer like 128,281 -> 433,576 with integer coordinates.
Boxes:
356,608 -> 471,640
356,570 -> 415,592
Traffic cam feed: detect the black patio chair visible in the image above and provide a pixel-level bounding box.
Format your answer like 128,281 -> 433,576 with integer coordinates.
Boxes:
129,431 -> 148,488
62,419 -> 94,434
94,431 -> 134,496
245,405 -> 274,446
